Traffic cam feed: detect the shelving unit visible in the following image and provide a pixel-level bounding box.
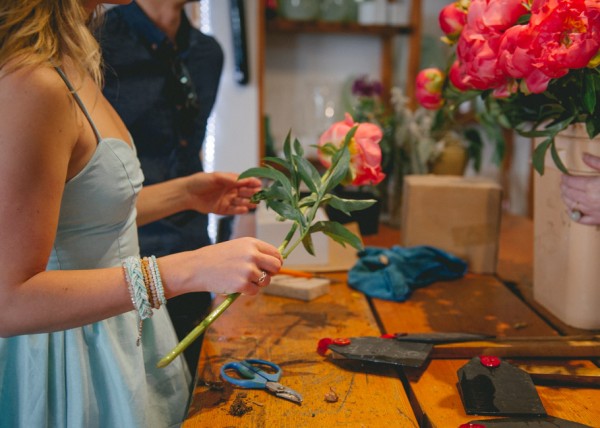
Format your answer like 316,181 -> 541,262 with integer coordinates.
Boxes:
257,1 -> 422,158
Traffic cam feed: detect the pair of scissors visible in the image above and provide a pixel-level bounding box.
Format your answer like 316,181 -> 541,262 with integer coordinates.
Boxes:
220,359 -> 303,404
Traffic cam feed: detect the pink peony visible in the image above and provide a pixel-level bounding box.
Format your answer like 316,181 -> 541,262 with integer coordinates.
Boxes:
318,114 -> 385,186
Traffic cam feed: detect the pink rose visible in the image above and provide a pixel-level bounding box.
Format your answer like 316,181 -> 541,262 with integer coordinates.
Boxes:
415,68 -> 445,109
318,114 -> 385,186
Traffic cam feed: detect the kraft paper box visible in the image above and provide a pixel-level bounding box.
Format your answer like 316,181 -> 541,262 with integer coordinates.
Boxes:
400,175 -> 502,273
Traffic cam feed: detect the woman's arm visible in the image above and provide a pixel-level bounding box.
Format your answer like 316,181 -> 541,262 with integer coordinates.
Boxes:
136,171 -> 261,226
0,67 -> 281,337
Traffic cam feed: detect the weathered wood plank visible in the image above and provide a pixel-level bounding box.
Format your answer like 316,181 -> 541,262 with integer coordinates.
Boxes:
184,277 -> 418,427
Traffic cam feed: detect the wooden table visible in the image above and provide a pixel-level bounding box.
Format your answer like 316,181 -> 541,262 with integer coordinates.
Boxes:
183,214 -> 600,427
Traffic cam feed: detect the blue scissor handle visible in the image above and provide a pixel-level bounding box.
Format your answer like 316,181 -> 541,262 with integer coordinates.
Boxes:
220,359 -> 282,389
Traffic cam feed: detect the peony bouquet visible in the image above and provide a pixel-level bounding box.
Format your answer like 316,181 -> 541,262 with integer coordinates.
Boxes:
158,117 -> 384,367
416,0 -> 600,174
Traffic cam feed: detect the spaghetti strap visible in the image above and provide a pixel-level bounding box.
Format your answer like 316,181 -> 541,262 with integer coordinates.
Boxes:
54,66 -> 102,144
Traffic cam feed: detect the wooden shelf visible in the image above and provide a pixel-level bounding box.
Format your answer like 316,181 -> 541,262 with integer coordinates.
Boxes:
258,1 -> 423,159
266,18 -> 414,37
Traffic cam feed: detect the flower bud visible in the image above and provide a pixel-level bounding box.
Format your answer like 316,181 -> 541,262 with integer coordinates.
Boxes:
415,68 -> 445,110
439,2 -> 467,39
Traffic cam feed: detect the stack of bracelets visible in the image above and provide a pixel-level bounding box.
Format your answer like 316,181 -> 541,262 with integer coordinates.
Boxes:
122,255 -> 167,345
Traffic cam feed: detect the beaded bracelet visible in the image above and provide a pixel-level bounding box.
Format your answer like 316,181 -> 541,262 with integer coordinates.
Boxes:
147,255 -> 167,307
141,258 -> 159,309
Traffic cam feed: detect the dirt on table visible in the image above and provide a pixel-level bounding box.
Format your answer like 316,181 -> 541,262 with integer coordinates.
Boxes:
229,392 -> 253,417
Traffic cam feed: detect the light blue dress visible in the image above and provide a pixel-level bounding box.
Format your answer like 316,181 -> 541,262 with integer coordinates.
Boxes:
0,69 -> 191,428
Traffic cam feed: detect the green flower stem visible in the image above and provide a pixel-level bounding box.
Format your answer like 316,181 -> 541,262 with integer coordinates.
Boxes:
156,293 -> 240,368
157,241 -> 289,368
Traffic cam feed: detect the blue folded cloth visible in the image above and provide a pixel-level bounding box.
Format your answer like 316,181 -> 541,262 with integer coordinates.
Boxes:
347,245 -> 468,302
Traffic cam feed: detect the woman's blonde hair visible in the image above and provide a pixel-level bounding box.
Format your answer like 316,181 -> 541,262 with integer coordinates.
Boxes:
0,0 -> 103,84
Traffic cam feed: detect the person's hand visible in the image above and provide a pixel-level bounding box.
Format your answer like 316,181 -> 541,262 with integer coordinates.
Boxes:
162,237 -> 282,297
185,172 -> 261,215
560,153 -> 600,225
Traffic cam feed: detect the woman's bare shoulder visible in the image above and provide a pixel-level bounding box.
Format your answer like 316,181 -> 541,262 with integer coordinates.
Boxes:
0,63 -> 71,108
0,63 -> 78,140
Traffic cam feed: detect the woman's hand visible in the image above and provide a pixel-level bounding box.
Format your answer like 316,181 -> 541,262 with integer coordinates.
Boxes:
184,172 -> 261,215
136,171 -> 261,226
160,237 -> 282,297
561,153 -> 600,225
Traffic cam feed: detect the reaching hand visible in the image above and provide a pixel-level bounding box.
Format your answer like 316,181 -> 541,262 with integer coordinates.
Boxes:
561,153 -> 600,225
185,172 -> 261,215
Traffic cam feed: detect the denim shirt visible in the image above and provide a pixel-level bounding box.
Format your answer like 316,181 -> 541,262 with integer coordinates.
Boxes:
98,2 -> 224,255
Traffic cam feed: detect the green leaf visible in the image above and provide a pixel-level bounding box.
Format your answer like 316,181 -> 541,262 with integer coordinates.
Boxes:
267,200 -> 306,227
293,138 -> 304,157
532,137 -> 552,175
301,234 -> 315,256
319,142 -> 339,158
549,138 -> 569,174
586,116 -> 600,138
322,147 -> 351,194
239,166 -> 294,202
262,182 -> 291,202
327,195 -> 376,216
584,73 -> 597,114
295,156 -> 321,193
249,189 -> 269,204
262,156 -> 292,172
298,193 -> 329,209
282,131 -> 292,162
463,128 -> 484,172
309,221 -> 364,251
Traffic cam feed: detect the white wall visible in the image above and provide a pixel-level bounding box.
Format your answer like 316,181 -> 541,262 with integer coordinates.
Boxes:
203,0 -> 260,174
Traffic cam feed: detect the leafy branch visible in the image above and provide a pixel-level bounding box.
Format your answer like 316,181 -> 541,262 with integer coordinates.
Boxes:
157,126 -> 374,368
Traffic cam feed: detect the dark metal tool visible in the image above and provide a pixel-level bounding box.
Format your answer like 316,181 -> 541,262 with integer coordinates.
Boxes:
393,332 -> 600,359
464,416 -> 593,427
395,332 -> 494,343
457,356 -> 546,417
328,336 -> 433,368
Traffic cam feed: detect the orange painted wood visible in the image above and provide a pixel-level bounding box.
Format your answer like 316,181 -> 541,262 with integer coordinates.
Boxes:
185,216 -> 600,426
496,213 -> 533,290
405,359 -> 600,427
183,276 -> 417,427
371,268 -> 600,426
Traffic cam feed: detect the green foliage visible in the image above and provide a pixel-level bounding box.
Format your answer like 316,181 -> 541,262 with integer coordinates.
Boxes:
239,127 -> 375,259
441,67 -> 600,175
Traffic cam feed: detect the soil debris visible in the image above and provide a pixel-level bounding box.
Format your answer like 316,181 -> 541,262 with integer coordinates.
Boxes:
229,392 -> 253,417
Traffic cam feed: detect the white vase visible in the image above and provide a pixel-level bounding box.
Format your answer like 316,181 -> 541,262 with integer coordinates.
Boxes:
533,123 -> 600,329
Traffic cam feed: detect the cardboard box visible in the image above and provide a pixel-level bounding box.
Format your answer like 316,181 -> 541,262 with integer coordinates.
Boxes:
400,175 -> 502,273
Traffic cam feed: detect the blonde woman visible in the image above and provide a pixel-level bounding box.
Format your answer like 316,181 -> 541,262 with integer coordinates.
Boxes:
0,1 -> 282,427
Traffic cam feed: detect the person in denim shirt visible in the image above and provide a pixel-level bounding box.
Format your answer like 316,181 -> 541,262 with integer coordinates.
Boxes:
98,0 -> 226,375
